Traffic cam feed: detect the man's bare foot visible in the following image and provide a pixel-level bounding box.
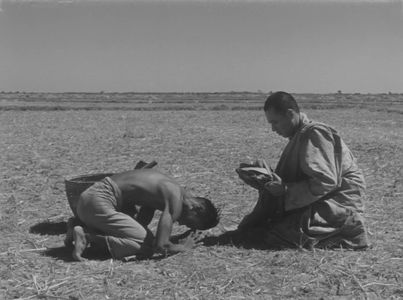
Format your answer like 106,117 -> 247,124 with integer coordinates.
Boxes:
72,226 -> 88,261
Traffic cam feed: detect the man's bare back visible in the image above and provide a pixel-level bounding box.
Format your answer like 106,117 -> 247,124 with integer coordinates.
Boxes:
111,169 -> 184,214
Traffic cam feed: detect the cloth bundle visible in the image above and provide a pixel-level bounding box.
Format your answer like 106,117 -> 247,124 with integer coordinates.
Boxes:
236,160 -> 274,190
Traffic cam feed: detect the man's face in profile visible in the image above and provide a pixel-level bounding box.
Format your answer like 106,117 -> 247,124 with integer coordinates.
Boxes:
265,109 -> 297,138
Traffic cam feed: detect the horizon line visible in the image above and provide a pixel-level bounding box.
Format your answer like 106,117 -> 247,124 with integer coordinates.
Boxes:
1,90 -> 401,94
2,0 -> 400,3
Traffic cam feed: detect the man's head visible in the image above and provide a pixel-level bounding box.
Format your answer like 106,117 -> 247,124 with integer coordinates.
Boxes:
180,197 -> 220,230
263,91 -> 301,138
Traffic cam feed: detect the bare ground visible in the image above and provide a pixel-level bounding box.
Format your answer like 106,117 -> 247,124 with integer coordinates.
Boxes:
0,94 -> 402,299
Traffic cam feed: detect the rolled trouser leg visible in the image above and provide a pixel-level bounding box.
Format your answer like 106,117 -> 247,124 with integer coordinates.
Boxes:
76,179 -> 151,260
80,209 -> 152,260
101,212 -> 151,259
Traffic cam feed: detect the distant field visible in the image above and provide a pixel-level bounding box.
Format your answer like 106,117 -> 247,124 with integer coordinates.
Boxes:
1,92 -> 402,113
0,93 -> 402,299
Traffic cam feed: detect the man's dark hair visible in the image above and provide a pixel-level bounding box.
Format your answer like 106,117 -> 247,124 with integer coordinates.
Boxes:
195,197 -> 220,230
263,91 -> 300,115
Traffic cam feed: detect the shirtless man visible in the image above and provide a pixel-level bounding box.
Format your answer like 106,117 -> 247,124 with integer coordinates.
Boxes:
72,169 -> 220,261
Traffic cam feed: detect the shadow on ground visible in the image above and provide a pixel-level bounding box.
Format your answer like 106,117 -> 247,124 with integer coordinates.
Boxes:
29,220 -> 110,262
200,230 -> 284,250
33,226 -> 203,262
43,245 -> 111,262
200,230 -> 255,248
29,220 -> 67,235
28,221 -> 267,261
43,246 -> 76,262
171,228 -> 273,250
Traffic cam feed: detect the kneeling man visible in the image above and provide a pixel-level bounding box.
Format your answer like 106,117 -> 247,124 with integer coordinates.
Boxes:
237,91 -> 369,250
72,169 -> 220,261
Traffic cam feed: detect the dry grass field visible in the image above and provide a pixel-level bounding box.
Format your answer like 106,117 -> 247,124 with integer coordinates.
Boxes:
0,93 -> 402,299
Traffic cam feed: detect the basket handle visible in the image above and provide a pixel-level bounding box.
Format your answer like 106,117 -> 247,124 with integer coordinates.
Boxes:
134,160 -> 158,170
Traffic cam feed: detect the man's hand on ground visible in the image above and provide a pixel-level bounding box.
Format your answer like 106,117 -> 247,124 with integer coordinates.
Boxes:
182,230 -> 205,249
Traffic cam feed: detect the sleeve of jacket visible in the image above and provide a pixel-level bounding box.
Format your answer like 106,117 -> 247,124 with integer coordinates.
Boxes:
283,126 -> 340,211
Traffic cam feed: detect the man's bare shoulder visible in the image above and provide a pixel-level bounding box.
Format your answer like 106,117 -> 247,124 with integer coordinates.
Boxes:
111,169 -> 180,194
111,169 -> 169,181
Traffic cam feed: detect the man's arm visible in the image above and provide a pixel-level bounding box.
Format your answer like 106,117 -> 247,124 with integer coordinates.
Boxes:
153,184 -> 191,256
283,127 -> 340,211
136,207 -> 155,227
154,207 -> 189,255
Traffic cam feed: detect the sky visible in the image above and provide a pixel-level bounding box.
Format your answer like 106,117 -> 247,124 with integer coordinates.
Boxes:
0,0 -> 402,93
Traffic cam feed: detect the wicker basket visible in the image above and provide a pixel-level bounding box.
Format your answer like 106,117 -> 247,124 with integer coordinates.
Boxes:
65,173 -> 114,217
